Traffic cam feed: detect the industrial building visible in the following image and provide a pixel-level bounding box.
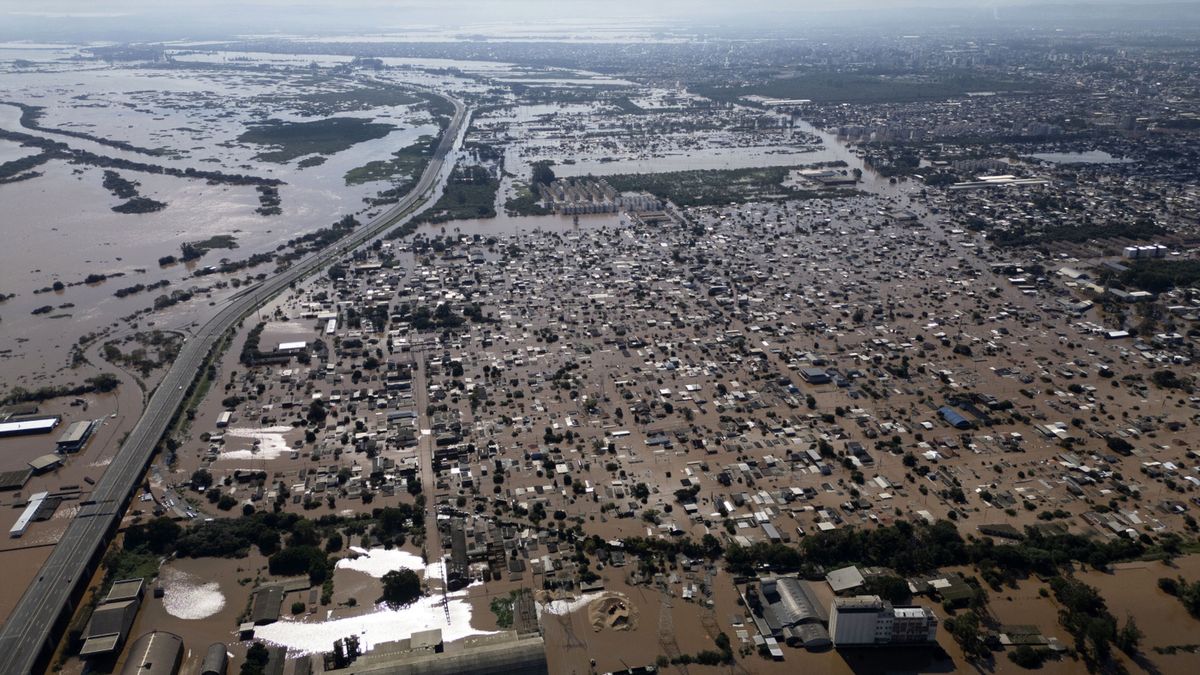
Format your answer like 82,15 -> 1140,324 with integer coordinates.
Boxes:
745,577 -> 832,650
81,578 -> 145,657
56,419 -> 96,452
200,643 -> 229,675
10,491 -> 48,538
0,415 -> 61,437
119,631 -> 184,675
828,596 -> 938,647
28,453 -> 63,474
338,631 -> 549,675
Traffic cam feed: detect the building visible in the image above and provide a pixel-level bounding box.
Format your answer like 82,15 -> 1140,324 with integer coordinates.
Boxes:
120,631 -> 184,675
200,643 -> 228,675
746,577 -> 832,650
10,491 -> 48,538
28,454 -> 63,474
56,420 -> 96,452
340,631 -> 548,675
250,585 -> 284,625
828,596 -> 938,647
81,578 -> 145,657
938,406 -> 971,430
825,566 -> 865,594
800,368 -> 831,385
0,415 -> 61,437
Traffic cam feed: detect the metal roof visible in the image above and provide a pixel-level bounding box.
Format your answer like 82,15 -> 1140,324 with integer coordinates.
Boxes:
119,631 -> 184,675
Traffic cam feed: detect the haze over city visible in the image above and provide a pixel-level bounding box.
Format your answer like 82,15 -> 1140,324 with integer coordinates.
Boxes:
1,2 -> 1200,675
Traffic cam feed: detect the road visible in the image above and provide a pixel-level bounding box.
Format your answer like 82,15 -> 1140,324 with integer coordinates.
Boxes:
0,91 -> 468,675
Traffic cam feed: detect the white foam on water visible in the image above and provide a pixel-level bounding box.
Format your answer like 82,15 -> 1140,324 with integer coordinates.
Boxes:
335,546 -> 426,578
160,567 -> 227,620
538,592 -> 603,618
253,589 -> 492,655
424,558 -> 447,583
219,426 -> 294,460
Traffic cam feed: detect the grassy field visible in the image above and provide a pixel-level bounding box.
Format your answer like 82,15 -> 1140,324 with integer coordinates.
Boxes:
605,166 -> 850,207
295,85 -> 422,115
344,134 -> 437,186
504,182 -> 551,216
239,117 -> 395,163
694,70 -> 1052,105
413,165 -> 499,224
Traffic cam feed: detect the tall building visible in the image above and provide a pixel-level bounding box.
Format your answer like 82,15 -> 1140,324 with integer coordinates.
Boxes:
828,595 -> 938,647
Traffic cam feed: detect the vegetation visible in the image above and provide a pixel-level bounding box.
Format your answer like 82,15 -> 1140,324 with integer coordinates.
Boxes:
1158,576 -> 1200,618
112,196 -> 167,214
269,545 -> 332,583
1050,577 -> 1122,669
381,568 -> 422,607
1,373 -> 119,406
944,609 -> 990,661
1008,644 -> 1052,668
504,182 -> 551,216
345,134 -> 438,187
240,642 -> 270,675
605,166 -> 848,207
988,218 -> 1165,249
489,590 -> 522,628
721,519 -> 1160,588
411,165 -> 498,224
530,161 -> 556,187
240,117 -> 395,163
1121,259 -> 1200,293
180,234 -> 238,262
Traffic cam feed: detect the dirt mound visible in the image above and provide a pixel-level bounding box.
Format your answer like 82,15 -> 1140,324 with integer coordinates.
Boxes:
588,592 -> 638,632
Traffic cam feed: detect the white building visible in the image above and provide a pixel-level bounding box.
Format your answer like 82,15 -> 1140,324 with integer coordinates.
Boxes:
829,595 -> 938,646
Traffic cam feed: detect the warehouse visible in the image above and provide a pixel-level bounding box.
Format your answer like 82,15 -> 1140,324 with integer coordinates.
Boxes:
119,631 -> 184,675
938,406 -> 972,430
340,631 -> 548,675
56,420 -> 96,452
28,454 -> 63,474
0,415 -> 61,438
200,643 -> 228,675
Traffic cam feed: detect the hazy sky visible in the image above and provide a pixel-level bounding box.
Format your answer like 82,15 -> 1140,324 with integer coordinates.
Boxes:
3,0 -> 1199,40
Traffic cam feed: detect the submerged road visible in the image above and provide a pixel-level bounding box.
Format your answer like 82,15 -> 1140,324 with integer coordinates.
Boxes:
0,92 -> 468,675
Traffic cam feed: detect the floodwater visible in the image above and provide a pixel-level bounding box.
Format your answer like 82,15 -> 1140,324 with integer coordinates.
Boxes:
0,58 -> 442,391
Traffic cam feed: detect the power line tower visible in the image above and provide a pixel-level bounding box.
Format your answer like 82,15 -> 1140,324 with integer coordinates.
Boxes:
658,592 -> 688,675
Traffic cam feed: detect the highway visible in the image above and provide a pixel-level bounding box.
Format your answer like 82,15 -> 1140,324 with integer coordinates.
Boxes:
0,91 -> 468,675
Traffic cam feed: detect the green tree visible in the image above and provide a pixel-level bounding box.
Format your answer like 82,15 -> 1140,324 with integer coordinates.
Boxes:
382,568 -> 422,607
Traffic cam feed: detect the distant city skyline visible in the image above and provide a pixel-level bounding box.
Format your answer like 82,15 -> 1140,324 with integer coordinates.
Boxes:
5,0 -> 1200,41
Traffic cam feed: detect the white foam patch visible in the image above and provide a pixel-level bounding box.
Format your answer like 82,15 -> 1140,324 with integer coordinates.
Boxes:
219,426 -> 294,460
254,589 -> 492,655
161,567 -> 226,620
424,558 -> 447,583
335,546 -> 426,578
538,592 -> 603,618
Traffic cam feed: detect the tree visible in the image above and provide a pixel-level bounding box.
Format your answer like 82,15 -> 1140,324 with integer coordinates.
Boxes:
1116,614 -> 1142,655
1008,644 -> 1046,669
944,610 -> 989,661
307,399 -> 328,424
531,162 -> 556,187
190,469 -> 214,491
382,568 -> 422,607
241,642 -> 270,675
